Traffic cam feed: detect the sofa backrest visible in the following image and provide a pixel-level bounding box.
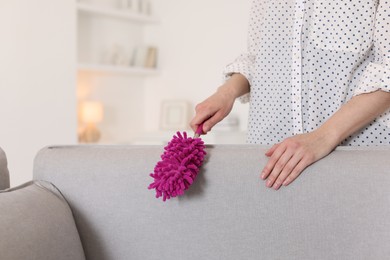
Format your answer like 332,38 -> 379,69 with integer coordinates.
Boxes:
33,145 -> 390,260
0,146 -> 10,190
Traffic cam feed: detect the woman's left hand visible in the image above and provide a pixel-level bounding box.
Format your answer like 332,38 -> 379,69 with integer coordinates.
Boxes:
260,130 -> 337,190
261,90 -> 390,190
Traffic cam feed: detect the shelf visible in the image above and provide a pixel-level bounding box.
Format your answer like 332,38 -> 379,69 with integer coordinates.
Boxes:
78,63 -> 159,76
76,2 -> 159,24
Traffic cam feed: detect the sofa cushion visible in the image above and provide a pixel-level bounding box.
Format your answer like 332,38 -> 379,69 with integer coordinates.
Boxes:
0,146 -> 10,190
0,181 -> 85,260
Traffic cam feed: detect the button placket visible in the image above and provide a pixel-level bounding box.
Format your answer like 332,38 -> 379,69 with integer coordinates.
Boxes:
291,0 -> 305,135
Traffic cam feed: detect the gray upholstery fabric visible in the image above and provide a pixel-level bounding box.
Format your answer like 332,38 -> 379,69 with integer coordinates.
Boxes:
0,181 -> 85,260
0,146 -> 10,190
33,145 -> 390,260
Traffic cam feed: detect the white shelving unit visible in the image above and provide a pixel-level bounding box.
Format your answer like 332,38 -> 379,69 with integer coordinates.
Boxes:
76,2 -> 159,23
78,63 -> 159,76
76,0 -> 160,144
76,1 -> 159,75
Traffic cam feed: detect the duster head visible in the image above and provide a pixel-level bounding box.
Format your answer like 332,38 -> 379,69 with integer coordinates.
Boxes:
148,131 -> 206,201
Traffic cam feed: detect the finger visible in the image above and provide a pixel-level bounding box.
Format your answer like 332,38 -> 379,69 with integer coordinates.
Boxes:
261,144 -> 287,180
272,154 -> 303,190
190,110 -> 214,132
202,111 -> 224,133
265,143 -> 280,157
282,157 -> 312,186
264,149 -> 294,188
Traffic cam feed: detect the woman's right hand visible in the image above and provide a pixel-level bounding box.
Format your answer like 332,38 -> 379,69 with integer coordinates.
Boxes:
190,73 -> 250,134
190,87 -> 236,134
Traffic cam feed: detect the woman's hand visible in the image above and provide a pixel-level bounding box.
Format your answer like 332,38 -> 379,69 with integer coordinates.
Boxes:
261,90 -> 390,190
190,73 -> 250,134
261,130 -> 337,190
190,88 -> 236,134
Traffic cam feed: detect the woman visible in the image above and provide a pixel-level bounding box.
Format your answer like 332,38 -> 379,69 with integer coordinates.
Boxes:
190,0 -> 390,190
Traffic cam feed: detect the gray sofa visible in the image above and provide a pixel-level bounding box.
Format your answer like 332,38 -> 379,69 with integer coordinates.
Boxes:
0,146 -> 10,190
1,145 -> 390,260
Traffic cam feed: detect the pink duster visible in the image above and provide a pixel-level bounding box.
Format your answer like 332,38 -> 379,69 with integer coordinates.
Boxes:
148,125 -> 206,201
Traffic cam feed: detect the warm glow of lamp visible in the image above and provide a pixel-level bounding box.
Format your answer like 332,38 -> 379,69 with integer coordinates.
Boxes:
79,101 -> 104,143
81,101 -> 103,124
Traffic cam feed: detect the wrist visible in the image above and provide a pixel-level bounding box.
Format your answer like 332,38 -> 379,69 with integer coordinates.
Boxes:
218,73 -> 250,99
313,125 -> 342,149
216,84 -> 238,101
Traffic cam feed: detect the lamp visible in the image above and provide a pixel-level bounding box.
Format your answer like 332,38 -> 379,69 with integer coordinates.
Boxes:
79,101 -> 104,143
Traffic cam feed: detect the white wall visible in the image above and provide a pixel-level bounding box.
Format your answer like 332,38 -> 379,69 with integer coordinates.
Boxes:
0,1 -> 77,186
144,0 -> 251,134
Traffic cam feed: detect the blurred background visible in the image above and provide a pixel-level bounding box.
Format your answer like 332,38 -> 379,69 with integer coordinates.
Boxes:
0,0 -> 250,186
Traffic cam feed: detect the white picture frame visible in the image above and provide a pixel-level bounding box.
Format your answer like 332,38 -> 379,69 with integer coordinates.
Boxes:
160,100 -> 190,130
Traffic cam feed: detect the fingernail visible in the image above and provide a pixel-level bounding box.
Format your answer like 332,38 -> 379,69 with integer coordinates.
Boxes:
260,171 -> 266,179
273,183 -> 281,190
266,180 -> 272,188
283,180 -> 289,186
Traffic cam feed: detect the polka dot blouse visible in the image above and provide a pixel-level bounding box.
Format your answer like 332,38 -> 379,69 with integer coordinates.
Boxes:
224,0 -> 390,146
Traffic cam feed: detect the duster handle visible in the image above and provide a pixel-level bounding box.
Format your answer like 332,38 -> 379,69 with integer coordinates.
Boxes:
194,123 -> 204,138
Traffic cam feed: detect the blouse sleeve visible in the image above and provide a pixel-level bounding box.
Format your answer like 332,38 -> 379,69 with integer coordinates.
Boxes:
354,0 -> 390,127
222,0 -> 263,103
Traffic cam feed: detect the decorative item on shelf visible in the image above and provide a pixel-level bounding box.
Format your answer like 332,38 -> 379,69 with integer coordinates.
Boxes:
144,46 -> 157,68
131,46 -> 147,67
131,45 -> 158,68
79,101 -> 104,143
119,0 -> 151,15
139,0 -> 152,15
117,0 -> 144,13
77,0 -> 158,22
117,0 -> 130,9
101,44 -> 131,66
160,100 -> 190,131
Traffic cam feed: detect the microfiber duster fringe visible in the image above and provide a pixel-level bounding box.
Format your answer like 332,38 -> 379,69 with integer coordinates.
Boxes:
148,131 -> 206,201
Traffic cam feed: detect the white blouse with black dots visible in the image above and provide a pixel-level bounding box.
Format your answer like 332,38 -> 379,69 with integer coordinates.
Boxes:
224,0 -> 390,146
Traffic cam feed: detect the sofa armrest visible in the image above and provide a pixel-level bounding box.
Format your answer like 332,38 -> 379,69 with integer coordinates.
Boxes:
0,181 -> 85,260
0,146 -> 10,190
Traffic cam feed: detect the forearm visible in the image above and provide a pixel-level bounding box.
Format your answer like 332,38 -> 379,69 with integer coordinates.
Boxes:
217,73 -> 250,99
316,90 -> 390,146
